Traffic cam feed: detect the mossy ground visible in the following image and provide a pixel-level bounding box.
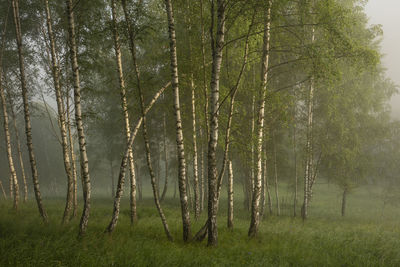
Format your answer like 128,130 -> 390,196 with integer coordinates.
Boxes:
1,182 -> 399,266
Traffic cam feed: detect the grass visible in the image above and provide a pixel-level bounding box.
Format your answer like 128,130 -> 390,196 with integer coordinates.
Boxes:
1,182 -> 400,266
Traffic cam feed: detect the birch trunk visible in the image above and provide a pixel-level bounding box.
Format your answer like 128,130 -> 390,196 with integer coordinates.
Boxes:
249,95 -> 255,211
0,181 -> 6,199
65,85 -> 78,217
341,188 -> 347,217
301,19 -> 315,220
207,0 -> 226,246
112,0 -> 137,224
0,70 -> 19,210
44,0 -> 74,224
273,137 -> 280,216
106,81 -> 170,233
227,160 -> 233,229
248,0 -> 272,237
164,0 -> 191,242
200,129 -> 205,212
6,90 -> 27,202
66,0 -> 91,235
293,93 -> 298,217
12,0 -> 48,222
200,0 -> 209,141
160,113 -> 168,201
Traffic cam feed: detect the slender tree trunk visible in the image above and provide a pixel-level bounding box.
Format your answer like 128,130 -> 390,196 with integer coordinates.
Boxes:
112,0 -> 137,224
200,128 -> 205,212
207,0 -> 226,247
0,181 -> 6,199
293,94 -> 298,217
110,159 -> 115,197
66,0 -> 91,235
248,0 -> 272,237
184,3 -> 200,220
106,82 -> 169,233
301,23 -> 315,221
227,160 -> 233,229
0,69 -> 19,210
273,136 -> 280,216
44,0 -> 74,224
65,85 -> 78,218
249,95 -> 255,211
200,0 -> 209,141
341,188 -> 347,217
6,90 -> 27,203
164,0 -> 191,242
160,113 -> 168,201
12,0 -> 48,222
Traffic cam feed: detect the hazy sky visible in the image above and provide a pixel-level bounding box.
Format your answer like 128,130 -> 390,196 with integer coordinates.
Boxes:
365,0 -> 400,118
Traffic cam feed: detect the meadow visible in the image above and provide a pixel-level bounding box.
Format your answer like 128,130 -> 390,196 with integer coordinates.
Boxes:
1,182 -> 400,266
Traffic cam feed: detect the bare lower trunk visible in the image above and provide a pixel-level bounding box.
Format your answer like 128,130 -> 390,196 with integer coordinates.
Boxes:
110,160 -> 115,197
227,160 -> 233,229
160,113 -> 168,201
0,181 -> 6,199
293,99 -> 298,217
44,0 -> 74,224
66,85 -> 78,218
248,1 -> 271,238
200,129 -> 205,212
106,83 -> 169,233
302,25 -> 315,221
164,0 -> 191,242
273,138 -> 280,216
6,90 -> 27,202
341,188 -> 347,217
0,68 -> 19,210
12,0 -> 48,222
207,0 -> 225,247
112,0 -> 137,224
66,0 -> 91,235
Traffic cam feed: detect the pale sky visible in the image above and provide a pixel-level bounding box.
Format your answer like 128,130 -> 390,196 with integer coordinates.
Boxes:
365,0 -> 400,118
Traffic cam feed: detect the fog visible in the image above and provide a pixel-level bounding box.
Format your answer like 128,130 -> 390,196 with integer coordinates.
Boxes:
365,0 -> 400,118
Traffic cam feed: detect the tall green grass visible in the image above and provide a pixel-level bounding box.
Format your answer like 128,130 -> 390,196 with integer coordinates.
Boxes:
1,182 -> 399,266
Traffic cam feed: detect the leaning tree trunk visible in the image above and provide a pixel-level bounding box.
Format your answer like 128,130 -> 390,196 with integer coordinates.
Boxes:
248,0 -> 272,238
44,0 -> 74,224
12,0 -> 48,222
66,0 -> 91,236
112,0 -> 137,224
106,82 -> 169,233
0,65 -> 19,210
207,0 -> 226,247
227,160 -> 233,229
164,0 -> 191,242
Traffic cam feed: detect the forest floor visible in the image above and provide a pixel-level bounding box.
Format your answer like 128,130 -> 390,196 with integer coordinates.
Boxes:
1,182 -> 400,266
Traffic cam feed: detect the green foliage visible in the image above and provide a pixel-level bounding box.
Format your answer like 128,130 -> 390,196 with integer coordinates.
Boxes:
1,183 -> 400,266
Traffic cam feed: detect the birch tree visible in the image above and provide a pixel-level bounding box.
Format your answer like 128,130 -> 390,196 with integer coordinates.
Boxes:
44,0 -> 74,224
164,0 -> 191,242
66,0 -> 91,235
12,0 -> 48,222
248,0 -> 272,238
